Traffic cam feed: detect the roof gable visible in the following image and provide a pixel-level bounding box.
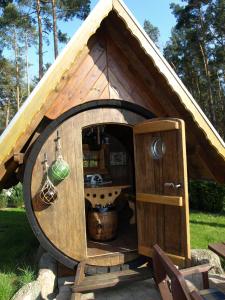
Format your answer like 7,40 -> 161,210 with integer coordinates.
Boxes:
0,0 -> 224,184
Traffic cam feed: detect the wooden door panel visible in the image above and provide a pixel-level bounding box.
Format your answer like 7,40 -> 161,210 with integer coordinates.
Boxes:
137,201 -> 160,253
134,119 -> 190,267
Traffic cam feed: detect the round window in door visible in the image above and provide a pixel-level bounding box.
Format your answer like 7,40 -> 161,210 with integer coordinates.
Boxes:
150,138 -> 166,160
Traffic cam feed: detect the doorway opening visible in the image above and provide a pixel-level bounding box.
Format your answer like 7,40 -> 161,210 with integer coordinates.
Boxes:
82,124 -> 138,259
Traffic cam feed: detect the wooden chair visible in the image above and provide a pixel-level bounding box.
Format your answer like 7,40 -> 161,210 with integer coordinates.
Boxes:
152,244 -> 225,300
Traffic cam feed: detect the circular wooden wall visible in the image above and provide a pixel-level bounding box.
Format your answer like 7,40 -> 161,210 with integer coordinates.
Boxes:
24,100 -> 154,268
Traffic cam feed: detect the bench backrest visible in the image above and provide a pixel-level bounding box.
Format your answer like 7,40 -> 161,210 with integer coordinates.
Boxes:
152,244 -> 192,300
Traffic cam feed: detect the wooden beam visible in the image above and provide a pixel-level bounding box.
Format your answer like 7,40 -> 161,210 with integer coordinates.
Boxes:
134,119 -> 180,135
72,266 -> 152,293
136,193 -> 183,207
13,153 -> 24,165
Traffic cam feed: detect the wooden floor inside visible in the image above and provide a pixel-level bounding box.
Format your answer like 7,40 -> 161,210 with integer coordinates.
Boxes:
87,224 -> 137,257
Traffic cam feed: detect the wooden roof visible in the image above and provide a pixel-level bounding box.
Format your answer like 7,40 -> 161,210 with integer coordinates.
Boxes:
0,0 -> 225,187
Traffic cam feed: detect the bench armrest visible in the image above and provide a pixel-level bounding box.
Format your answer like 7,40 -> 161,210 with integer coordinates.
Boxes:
180,264 -> 212,289
180,264 -> 212,277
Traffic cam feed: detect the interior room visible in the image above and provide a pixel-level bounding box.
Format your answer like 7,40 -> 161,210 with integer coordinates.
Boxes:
82,124 -> 138,258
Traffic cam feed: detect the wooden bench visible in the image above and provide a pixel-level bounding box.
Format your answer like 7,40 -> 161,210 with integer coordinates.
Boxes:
152,244 -> 225,300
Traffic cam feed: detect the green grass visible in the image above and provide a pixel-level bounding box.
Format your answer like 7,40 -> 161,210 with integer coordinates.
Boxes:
190,210 -> 225,249
0,208 -> 224,299
0,272 -> 17,300
0,208 -> 38,300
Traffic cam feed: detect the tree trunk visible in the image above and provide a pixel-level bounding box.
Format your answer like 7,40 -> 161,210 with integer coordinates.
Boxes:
36,0 -> 44,80
217,71 -> 225,138
197,6 -> 216,125
25,32 -> 30,96
5,100 -> 10,128
198,41 -> 216,125
51,0 -> 58,58
195,75 -> 202,107
222,99 -> 225,139
13,27 -> 20,111
216,70 -> 222,103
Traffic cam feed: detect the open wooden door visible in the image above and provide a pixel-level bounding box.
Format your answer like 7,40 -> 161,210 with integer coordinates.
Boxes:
133,118 -> 190,267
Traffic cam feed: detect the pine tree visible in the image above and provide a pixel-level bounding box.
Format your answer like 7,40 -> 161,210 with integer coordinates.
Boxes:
143,19 -> 160,46
164,0 -> 225,138
0,57 -> 16,129
0,2 -> 35,124
48,0 -> 91,59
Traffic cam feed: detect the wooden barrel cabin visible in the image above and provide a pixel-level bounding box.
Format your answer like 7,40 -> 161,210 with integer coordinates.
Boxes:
0,0 -> 225,273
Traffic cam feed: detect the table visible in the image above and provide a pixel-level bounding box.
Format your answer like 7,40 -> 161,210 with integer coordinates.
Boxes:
208,243 -> 225,259
84,184 -> 130,206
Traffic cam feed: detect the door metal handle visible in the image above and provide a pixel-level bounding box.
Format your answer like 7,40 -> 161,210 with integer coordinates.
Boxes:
164,182 -> 181,189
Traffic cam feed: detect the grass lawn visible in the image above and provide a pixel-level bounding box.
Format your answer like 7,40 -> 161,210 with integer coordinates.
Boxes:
0,208 -> 224,300
0,208 -> 39,300
190,210 -> 225,249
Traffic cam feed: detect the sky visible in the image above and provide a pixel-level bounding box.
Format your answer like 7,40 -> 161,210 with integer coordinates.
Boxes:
27,0 -> 183,79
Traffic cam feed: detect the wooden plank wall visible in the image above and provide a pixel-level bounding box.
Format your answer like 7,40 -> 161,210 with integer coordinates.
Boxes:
43,15 -> 223,182
45,27 -> 164,120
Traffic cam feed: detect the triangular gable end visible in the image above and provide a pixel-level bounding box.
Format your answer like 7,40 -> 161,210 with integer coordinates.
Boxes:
0,0 -> 225,186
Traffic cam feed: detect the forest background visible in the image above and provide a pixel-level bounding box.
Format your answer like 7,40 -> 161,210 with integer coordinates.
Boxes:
0,0 -> 224,140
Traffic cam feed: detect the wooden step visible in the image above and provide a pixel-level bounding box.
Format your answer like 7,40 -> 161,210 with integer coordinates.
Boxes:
72,266 -> 153,293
